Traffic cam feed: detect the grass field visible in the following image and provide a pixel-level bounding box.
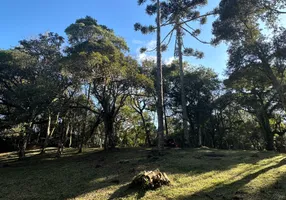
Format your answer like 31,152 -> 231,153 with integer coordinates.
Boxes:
0,147 -> 286,200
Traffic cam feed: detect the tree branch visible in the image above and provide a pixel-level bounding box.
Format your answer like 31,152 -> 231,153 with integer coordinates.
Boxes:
161,11 -> 215,27
181,27 -> 210,44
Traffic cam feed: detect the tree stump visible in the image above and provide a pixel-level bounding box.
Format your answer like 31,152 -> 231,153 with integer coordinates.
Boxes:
130,169 -> 170,189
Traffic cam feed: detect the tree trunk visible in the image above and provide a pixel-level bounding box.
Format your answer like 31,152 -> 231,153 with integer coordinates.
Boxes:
56,122 -> 69,157
98,129 -> 103,148
78,83 -> 91,153
264,64 -> 286,110
85,115 -> 101,145
18,132 -> 28,159
78,142 -> 83,153
41,112 -> 59,154
42,113 -> 52,154
156,0 -> 164,151
210,116 -> 216,148
198,125 -> 202,147
134,132 -> 139,147
36,131 -> 40,144
176,23 -> 190,147
78,125 -> 84,153
104,115 -> 115,150
257,111 -> 274,151
63,122 -> 69,151
104,125 -> 108,150
218,110 -> 226,149
69,126 -> 73,148
164,104 -> 169,136
18,136 -> 27,159
18,123 -> 33,159
56,140 -> 63,157
140,113 -> 152,147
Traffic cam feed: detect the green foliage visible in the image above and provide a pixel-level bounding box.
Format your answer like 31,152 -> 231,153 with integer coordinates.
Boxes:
0,32 -> 69,127
212,0 -> 286,45
1,1 -> 286,155
65,16 -> 150,149
163,61 -> 221,147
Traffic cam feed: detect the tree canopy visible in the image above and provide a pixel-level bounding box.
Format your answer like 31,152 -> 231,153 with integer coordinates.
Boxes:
1,0 -> 286,158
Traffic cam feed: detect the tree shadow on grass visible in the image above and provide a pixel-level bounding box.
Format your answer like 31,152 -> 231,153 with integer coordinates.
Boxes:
137,148 -> 279,179
176,158 -> 286,200
0,148 -> 284,200
108,184 -> 147,200
0,147 -> 59,165
0,148 -> 151,200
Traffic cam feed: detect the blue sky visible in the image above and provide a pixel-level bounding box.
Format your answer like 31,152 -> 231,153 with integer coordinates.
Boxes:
0,0 -> 228,77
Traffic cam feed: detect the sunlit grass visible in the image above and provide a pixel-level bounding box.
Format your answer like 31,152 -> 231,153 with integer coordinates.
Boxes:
0,148 -> 285,200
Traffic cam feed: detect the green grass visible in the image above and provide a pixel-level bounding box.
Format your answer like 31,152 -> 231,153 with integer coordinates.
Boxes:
0,147 -> 285,200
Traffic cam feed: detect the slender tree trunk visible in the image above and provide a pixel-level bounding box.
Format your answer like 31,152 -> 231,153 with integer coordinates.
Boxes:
218,110 -> 226,149
134,132 -> 139,147
56,122 -> 69,157
27,130 -> 32,144
140,113 -> 152,147
77,125 -> 80,148
18,133 -> 27,159
41,112 -> 59,154
78,141 -> 83,153
18,123 -> 33,159
78,126 -> 84,153
99,129 -> 103,149
210,116 -> 216,148
63,123 -> 69,150
176,22 -> 190,147
69,126 -> 73,148
56,138 -> 63,157
156,0 -> 164,151
18,132 -> 27,159
85,115 -> 101,146
42,113 -> 52,154
79,83 -> 91,153
36,131 -> 40,144
198,125 -> 202,147
164,104 -> 169,136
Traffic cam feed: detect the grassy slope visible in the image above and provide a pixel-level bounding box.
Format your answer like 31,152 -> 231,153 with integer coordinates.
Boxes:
0,148 -> 285,200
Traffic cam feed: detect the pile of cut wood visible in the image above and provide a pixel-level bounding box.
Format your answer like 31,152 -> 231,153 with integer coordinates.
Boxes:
130,169 -> 170,189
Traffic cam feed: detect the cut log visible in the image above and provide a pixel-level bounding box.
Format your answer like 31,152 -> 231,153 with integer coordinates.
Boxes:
130,169 -> 170,189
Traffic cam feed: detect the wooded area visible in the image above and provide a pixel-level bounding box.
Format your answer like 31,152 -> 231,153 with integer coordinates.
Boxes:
1,0 -> 286,199
1,0 -> 286,158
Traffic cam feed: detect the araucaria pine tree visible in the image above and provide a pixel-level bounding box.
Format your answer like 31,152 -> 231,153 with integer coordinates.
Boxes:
135,0 -> 216,147
135,0 -> 165,151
